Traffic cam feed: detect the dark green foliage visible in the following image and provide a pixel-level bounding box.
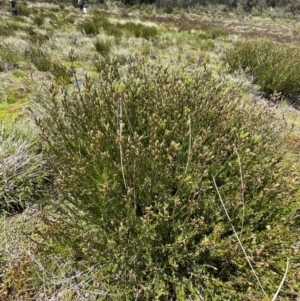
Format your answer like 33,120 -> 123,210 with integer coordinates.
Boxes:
78,14 -> 157,39
33,57 -> 299,300
79,13 -> 123,37
121,21 -> 158,39
88,12 -> 156,39
226,38 -> 300,94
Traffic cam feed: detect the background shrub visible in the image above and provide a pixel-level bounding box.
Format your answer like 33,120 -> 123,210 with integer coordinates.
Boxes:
117,0 -> 299,11
32,57 -> 299,300
226,38 -> 300,94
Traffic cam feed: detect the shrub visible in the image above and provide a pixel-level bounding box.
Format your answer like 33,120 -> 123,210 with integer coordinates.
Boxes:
32,57 -> 299,300
226,38 -> 300,94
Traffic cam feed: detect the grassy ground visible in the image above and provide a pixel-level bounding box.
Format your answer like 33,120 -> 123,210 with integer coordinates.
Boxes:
0,1 -> 300,300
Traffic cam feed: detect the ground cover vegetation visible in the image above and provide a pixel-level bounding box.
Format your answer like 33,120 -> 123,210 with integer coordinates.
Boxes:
0,0 -> 300,300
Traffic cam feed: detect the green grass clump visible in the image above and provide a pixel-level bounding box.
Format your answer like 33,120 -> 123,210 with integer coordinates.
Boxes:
32,57 -> 300,300
226,38 -> 300,94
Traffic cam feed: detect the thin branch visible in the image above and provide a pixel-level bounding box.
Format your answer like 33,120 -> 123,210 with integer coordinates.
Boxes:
233,144 -> 245,234
183,115 -> 192,180
196,289 -> 205,301
118,97 -> 127,190
178,115 -> 192,192
271,258 -> 289,301
212,176 -> 267,297
122,99 -> 133,135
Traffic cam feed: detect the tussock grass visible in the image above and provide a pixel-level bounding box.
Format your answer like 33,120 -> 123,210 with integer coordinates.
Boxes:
0,118 -> 46,216
93,36 -> 112,53
0,40 -> 27,72
25,46 -> 52,71
16,2 -> 31,17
